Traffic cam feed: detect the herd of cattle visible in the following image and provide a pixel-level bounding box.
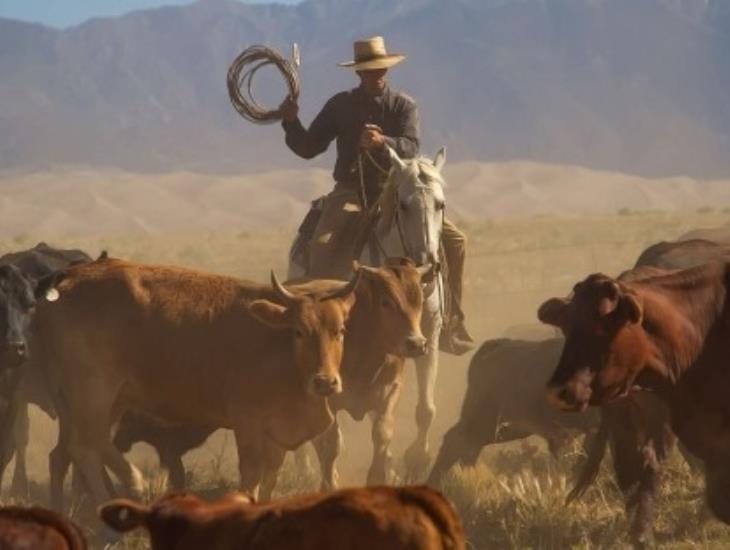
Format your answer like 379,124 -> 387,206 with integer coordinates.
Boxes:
0,231 -> 729,548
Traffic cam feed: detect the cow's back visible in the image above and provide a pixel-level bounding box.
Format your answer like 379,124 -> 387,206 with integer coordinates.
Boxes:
240,486 -> 464,550
634,239 -> 730,271
31,258 -> 298,427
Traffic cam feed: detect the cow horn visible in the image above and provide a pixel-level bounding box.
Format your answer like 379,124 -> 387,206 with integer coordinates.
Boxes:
270,271 -> 297,302
416,263 -> 436,277
322,270 -> 362,301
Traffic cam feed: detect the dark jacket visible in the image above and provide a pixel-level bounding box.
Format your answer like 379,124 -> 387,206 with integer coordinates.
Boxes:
282,86 -> 419,195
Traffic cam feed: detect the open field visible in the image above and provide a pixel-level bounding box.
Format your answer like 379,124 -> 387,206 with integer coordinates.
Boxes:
3,209 -> 730,548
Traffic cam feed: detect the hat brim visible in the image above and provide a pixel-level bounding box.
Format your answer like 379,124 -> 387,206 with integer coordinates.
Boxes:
338,54 -> 406,70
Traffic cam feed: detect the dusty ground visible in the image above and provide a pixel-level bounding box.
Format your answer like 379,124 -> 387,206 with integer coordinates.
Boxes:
2,209 -> 729,548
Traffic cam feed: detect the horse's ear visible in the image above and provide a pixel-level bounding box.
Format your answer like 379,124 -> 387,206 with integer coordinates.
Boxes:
387,146 -> 407,171
433,147 -> 446,172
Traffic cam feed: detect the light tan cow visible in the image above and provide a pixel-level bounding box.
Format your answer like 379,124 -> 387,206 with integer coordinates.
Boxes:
30,256 -> 361,508
100,485 -> 465,550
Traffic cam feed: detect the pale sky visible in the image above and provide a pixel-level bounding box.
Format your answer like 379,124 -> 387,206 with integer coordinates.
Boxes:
0,0 -> 301,28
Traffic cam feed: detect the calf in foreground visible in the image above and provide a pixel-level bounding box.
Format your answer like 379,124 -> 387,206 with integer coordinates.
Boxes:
0,505 -> 86,549
100,485 -> 465,550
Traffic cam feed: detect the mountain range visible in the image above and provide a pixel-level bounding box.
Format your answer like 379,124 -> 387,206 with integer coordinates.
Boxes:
2,0 -> 730,177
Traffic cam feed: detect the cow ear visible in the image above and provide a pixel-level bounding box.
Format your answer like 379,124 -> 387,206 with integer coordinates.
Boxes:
34,272 -> 66,301
538,297 -> 570,327
248,300 -> 292,329
98,499 -> 149,533
597,281 -> 620,317
621,294 -> 643,325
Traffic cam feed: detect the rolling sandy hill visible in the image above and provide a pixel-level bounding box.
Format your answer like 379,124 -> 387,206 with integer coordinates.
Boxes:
1,161 -> 730,239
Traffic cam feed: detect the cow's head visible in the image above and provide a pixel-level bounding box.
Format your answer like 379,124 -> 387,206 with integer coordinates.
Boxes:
100,492 -> 255,547
0,265 -> 60,369
355,258 -> 431,358
248,271 -> 360,397
538,273 -> 650,411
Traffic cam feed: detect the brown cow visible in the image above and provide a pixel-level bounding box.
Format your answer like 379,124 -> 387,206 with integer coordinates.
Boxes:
538,261 -> 730,523
0,506 -> 86,549
567,240 -> 717,545
38,257 -> 429,506
308,258 -> 432,489
30,256 -> 362,509
427,337 -> 599,486
99,485 -> 465,550
95,258 -> 431,496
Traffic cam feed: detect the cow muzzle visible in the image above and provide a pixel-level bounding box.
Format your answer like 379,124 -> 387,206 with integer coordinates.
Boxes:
310,374 -> 342,397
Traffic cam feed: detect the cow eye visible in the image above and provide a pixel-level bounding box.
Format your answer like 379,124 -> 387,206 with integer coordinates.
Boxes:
381,297 -> 394,309
294,328 -> 305,338
435,201 -> 445,211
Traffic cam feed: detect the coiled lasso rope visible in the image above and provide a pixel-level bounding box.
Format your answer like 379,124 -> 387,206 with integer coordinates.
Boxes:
227,44 -> 300,124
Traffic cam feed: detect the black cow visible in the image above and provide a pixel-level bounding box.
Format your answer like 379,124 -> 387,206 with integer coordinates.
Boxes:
112,410 -> 214,489
0,243 -> 93,495
427,337 -> 599,486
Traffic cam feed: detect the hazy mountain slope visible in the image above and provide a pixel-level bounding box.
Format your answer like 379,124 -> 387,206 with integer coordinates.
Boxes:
1,0 -> 730,176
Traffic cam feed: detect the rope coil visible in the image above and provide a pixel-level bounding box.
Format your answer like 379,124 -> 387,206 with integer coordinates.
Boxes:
227,44 -> 300,125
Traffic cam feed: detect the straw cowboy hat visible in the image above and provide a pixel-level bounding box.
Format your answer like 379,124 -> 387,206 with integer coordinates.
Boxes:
338,36 -> 406,70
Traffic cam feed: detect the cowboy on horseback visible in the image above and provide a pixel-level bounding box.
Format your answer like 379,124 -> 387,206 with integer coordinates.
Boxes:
280,36 -> 474,355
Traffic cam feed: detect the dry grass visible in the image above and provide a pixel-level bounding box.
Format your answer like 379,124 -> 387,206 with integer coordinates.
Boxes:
2,209 -> 730,548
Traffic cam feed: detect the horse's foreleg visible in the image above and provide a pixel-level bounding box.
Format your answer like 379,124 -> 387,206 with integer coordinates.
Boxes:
404,344 -> 439,482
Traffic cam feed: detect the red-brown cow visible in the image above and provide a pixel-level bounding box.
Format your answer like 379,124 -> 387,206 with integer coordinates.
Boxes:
100,486 -> 465,550
0,506 -> 86,549
538,262 -> 730,523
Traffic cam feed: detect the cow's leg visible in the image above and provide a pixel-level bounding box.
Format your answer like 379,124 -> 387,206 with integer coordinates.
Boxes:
367,380 -> 402,486
49,427 -> 72,511
158,448 -> 186,490
100,441 -> 145,499
9,401 -> 29,497
629,443 -> 659,548
428,398 -> 503,486
404,343 -> 439,482
312,420 -> 342,491
233,425 -> 264,500
259,442 -> 286,501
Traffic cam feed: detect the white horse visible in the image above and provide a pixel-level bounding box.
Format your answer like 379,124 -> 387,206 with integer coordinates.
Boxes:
365,147 -> 446,479
288,146 -> 447,483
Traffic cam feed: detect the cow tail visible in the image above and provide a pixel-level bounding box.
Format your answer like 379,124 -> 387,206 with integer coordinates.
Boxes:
400,486 -> 465,550
566,415 -> 610,503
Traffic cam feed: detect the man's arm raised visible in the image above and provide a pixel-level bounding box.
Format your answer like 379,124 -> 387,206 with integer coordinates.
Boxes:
280,95 -> 337,160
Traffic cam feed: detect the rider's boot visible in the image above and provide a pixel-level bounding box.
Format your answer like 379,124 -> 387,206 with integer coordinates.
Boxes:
439,311 -> 475,356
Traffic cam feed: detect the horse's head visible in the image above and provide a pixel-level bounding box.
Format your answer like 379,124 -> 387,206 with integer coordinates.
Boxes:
378,147 -> 447,269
